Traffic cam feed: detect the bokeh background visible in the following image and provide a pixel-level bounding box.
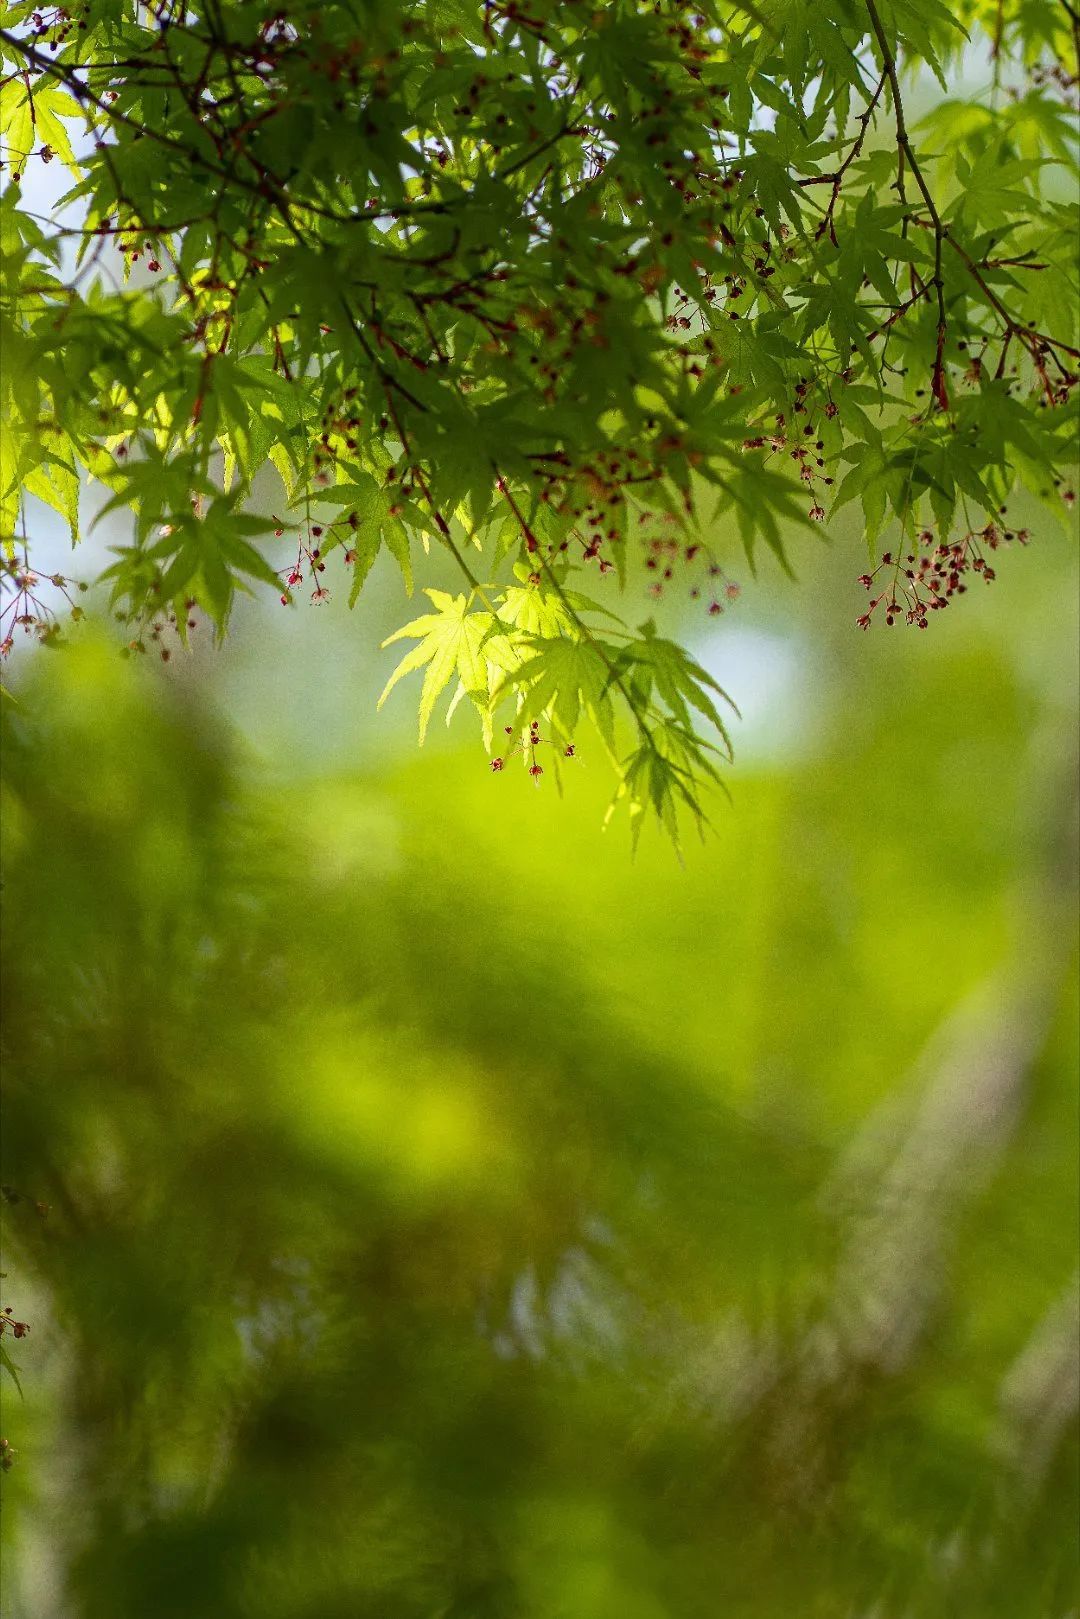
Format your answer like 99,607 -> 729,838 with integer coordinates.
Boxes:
1,485 -> 1078,1616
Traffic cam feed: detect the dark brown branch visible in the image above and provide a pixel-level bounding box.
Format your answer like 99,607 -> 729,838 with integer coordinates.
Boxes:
864,0 -> 949,408
815,72 -> 887,247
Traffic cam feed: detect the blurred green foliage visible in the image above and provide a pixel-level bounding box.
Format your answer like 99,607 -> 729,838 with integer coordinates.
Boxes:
1,533 -> 1077,1616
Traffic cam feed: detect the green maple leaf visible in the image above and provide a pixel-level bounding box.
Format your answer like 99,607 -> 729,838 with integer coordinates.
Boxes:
496,634 -> 618,747
0,1342 -> 23,1399
617,622 -> 739,759
379,590 -> 496,743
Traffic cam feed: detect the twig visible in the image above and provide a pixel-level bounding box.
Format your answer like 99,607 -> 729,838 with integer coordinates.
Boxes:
815,72 -> 887,247
864,0 -> 949,408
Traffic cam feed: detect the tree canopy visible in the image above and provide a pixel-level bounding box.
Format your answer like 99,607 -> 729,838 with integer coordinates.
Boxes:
1,0 -> 1078,842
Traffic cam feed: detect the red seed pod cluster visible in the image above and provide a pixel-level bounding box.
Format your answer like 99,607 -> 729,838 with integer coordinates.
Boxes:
1027,56 -> 1080,109
856,519 -> 1030,630
25,5 -> 85,62
489,720 -> 578,781
0,1306 -> 30,1340
117,234 -> 162,272
741,379 -> 837,521
638,510 -> 742,617
312,388 -> 364,474
140,599 -> 200,661
275,516 -> 362,606
0,556 -> 87,658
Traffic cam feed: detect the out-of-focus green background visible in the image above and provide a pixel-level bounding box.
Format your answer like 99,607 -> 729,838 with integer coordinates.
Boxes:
1,511 -> 1077,1618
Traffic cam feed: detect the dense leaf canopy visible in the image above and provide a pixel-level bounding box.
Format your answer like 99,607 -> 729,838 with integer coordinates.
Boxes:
1,0 -> 1078,839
